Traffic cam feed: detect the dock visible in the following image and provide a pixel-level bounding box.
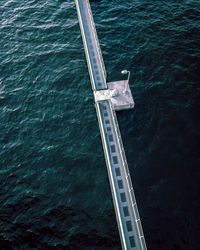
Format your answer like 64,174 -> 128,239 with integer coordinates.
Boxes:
75,0 -> 147,249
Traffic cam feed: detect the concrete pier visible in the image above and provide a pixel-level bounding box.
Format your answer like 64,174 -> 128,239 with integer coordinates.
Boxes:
75,0 -> 146,249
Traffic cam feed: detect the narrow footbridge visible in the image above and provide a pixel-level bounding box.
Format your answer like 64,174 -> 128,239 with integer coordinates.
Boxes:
75,0 -> 147,249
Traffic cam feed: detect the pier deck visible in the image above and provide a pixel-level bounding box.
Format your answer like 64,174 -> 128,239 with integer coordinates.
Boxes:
75,0 -> 147,249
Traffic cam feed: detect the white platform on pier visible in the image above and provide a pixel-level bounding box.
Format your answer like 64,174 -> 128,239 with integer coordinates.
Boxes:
94,80 -> 134,111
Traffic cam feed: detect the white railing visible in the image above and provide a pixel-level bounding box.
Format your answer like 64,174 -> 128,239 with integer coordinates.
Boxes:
95,100 -> 147,250
111,103 -> 147,250
85,0 -> 107,81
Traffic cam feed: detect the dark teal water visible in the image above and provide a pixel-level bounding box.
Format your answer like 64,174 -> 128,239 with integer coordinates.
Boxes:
0,0 -> 200,249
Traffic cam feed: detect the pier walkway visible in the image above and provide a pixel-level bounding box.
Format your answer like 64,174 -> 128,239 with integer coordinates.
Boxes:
75,1 -> 147,249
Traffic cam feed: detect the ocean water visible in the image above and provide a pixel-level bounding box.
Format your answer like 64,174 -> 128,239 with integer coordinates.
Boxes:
0,0 -> 200,249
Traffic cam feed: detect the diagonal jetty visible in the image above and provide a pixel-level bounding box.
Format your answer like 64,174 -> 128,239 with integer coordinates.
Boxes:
75,0 -> 147,249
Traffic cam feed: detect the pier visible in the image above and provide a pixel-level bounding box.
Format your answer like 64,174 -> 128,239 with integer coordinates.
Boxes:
75,0 -> 147,249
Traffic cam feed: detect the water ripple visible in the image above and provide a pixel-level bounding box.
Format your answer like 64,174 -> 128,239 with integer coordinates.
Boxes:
0,0 -> 200,249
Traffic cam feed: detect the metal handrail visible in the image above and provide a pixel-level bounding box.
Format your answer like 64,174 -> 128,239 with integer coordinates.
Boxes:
110,103 -> 147,249
85,0 -> 107,83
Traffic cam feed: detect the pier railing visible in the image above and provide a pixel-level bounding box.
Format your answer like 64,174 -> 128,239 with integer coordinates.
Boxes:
85,0 -> 107,81
76,0 -> 107,90
95,100 -> 146,250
